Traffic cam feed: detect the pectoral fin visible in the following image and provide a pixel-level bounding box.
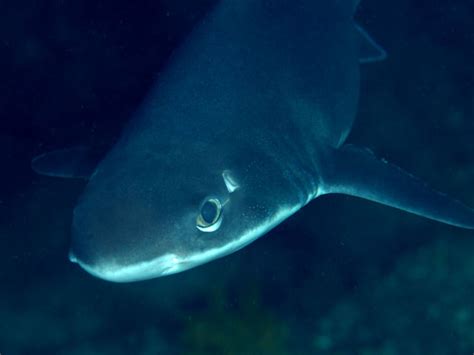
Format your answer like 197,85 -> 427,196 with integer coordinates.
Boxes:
320,144 -> 474,229
32,147 -> 102,180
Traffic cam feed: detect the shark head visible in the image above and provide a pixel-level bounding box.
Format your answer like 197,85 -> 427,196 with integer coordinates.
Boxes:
68,145 -> 304,282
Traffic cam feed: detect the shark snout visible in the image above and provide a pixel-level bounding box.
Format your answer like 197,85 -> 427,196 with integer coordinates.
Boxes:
69,209 -> 192,281
68,246 -> 185,282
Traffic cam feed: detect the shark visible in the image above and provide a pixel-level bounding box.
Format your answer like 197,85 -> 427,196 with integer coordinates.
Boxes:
32,0 -> 474,282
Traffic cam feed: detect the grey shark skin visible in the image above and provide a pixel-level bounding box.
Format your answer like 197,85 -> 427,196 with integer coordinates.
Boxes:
33,0 -> 474,282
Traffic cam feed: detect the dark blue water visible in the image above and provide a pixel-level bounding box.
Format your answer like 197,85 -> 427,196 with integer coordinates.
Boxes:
1,1 -> 474,354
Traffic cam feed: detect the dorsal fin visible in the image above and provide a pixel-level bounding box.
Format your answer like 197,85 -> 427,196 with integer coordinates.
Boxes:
352,0 -> 360,13
356,24 -> 387,63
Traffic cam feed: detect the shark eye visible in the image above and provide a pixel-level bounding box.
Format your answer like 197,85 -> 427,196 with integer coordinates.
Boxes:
196,198 -> 223,232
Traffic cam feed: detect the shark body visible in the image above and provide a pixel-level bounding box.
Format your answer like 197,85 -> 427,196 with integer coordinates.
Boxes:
33,0 -> 474,282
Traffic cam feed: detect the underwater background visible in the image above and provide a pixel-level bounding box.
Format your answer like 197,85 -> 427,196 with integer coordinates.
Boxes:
1,0 -> 474,354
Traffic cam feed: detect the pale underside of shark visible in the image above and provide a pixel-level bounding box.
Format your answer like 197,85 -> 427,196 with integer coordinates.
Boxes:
33,0 -> 474,282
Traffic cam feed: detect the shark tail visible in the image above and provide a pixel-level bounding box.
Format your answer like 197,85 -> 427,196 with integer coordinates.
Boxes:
319,144 -> 474,229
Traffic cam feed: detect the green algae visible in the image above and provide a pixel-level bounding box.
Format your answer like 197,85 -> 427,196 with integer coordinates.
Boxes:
182,285 -> 289,355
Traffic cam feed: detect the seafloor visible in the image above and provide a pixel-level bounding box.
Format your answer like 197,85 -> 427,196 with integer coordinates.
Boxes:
1,0 -> 474,354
